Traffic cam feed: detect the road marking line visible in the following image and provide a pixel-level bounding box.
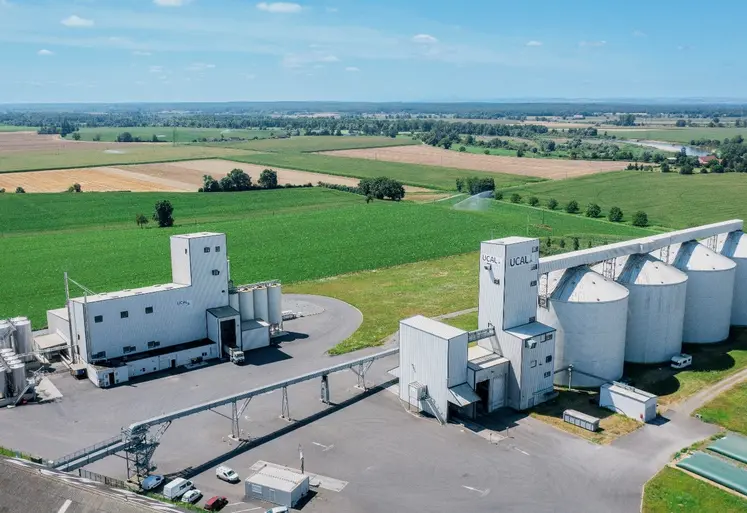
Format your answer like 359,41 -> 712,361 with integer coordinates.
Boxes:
514,447 -> 530,456
227,503 -> 244,506
58,499 -> 73,513
462,485 -> 490,497
312,442 -> 334,451
232,508 -> 261,513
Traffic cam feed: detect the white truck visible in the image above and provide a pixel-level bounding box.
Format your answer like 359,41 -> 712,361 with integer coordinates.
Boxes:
162,478 -> 194,500
224,346 -> 245,365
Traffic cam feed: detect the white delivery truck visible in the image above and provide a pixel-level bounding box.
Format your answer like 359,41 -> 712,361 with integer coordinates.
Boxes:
163,478 -> 194,500
224,346 -> 245,365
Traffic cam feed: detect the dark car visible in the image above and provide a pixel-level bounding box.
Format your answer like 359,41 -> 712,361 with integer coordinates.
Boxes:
204,496 -> 228,511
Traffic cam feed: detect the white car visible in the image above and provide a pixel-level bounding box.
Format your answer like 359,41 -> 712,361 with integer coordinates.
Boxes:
181,489 -> 203,504
266,507 -> 289,513
216,465 -> 240,483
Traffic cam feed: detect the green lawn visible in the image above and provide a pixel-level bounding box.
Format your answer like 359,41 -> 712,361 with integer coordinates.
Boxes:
608,127 -> 747,144
505,171 -> 747,229
442,311 -> 478,331
0,189 -> 650,334
208,135 -> 419,153
229,152 -> 545,190
0,125 -> 38,132
696,381 -> 747,435
67,127 -> 281,143
0,145 -> 249,173
643,467 -> 747,513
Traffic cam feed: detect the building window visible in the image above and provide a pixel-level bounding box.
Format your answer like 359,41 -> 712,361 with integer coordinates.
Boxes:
184,249 -> 188,254
530,280 -> 537,287
120,311 -> 129,319
531,264 -> 538,270
546,355 -> 553,363
147,341 -> 160,349
123,345 -> 137,354
215,246 -> 221,252
204,247 -> 211,253
94,315 -> 103,323
547,333 -> 553,340
544,371 -> 551,378
532,246 -> 539,253
202,352 -> 207,357
530,360 -> 537,368
145,306 -> 154,314
91,351 -> 106,359
212,269 -> 220,276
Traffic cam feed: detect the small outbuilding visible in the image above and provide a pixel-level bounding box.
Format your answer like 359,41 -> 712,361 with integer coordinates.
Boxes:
599,382 -> 657,423
245,463 -> 309,508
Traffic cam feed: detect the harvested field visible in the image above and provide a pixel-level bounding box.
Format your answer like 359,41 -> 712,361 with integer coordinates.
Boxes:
321,145 -> 628,180
0,132 -> 92,153
0,159 -> 431,193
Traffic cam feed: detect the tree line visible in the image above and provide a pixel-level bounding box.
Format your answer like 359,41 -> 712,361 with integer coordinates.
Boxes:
317,177 -> 405,201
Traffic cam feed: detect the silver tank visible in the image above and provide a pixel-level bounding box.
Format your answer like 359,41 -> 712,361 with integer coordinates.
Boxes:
238,287 -> 255,321
10,317 -> 32,356
0,320 -> 12,350
658,242 -> 736,343
253,286 -> 269,322
10,362 -> 25,396
600,254 -> 688,364
267,284 -> 282,325
538,266 -> 629,387
719,231 -> 747,326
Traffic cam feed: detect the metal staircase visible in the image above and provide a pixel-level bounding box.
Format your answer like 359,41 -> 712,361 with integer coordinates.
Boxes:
422,395 -> 446,426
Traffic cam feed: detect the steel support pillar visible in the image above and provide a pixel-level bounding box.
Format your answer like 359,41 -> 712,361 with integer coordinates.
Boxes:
320,374 -> 330,404
352,360 -> 374,391
231,397 -> 252,440
281,386 -> 290,420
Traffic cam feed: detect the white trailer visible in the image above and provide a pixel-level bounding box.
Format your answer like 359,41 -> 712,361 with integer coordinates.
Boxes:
599,382 -> 657,423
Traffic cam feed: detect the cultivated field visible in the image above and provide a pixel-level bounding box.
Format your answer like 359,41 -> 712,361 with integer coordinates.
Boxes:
67,127 -> 281,143
0,159 -> 430,193
205,135 -> 419,153
606,127 -> 747,144
321,144 -> 628,180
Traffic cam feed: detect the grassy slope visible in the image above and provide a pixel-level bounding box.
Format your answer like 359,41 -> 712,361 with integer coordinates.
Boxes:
506,171 -> 747,229
643,467 -> 747,513
68,127 -> 279,143
696,380 -> 747,435
609,127 -> 747,144
0,145 -> 249,173
209,135 -> 419,152
229,152 -> 544,190
0,190 -> 649,332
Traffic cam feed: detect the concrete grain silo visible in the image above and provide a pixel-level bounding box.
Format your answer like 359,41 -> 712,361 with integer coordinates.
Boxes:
538,266 -> 629,387
665,241 -> 736,343
718,231 -> 747,326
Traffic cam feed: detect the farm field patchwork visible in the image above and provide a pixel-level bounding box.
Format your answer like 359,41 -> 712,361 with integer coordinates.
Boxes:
321,144 -> 629,180
0,189 -> 650,332
66,126 -> 282,143
204,135 -> 419,152
607,127 -> 747,144
642,467 -> 747,513
505,171 -> 747,229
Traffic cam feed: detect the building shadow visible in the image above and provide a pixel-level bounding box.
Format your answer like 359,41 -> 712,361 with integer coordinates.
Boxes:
244,346 -> 293,366
274,331 -> 310,343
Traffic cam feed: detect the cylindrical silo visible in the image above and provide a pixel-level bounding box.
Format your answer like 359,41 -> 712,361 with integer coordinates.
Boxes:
719,231 -> 747,326
0,371 -> 7,398
229,291 -> 240,312
238,288 -> 255,321
253,286 -> 269,322
0,320 -> 13,350
10,317 -> 32,356
267,284 -> 282,325
610,254 -> 688,364
10,362 -> 25,396
667,241 -> 736,343
538,266 -> 629,388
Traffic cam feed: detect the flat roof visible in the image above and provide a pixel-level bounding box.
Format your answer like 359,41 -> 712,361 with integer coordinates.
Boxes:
401,315 -> 466,340
71,283 -> 189,304
246,463 -> 308,492
564,409 -> 600,424
602,382 -> 657,403
172,232 -> 224,239
241,319 -> 269,331
207,306 -> 239,319
504,321 -> 555,340
48,307 -> 68,321
482,236 -> 535,245
34,332 -> 67,351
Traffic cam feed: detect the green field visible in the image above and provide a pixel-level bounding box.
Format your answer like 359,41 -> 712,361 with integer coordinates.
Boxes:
0,145 -> 248,173
0,188 -> 650,333
643,467 -> 747,513
67,127 -> 281,143
229,152 -> 544,190
506,171 -> 747,229
0,125 -> 38,132
609,127 -> 747,144
208,135 -> 419,153
696,381 -> 747,435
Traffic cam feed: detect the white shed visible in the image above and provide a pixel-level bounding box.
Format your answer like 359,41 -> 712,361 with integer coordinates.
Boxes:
599,382 -> 657,423
244,463 -> 309,508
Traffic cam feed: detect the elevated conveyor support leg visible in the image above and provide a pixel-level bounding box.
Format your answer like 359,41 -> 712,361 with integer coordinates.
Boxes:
320,374 -> 329,404
352,360 -> 374,391
281,386 -> 290,421
231,397 -> 252,440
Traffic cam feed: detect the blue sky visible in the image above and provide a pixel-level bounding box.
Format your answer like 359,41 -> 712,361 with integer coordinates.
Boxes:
0,0 -> 745,103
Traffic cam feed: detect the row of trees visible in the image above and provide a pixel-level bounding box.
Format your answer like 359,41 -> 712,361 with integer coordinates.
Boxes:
1,187 -> 25,193
199,168 -> 278,192
317,177 -> 406,201
455,176 -> 495,195
136,200 -> 174,228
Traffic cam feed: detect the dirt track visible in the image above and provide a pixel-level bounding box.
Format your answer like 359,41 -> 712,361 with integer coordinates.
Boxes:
320,145 -> 628,180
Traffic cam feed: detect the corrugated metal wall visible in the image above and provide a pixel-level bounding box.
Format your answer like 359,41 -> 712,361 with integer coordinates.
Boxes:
447,333 -> 468,388
502,239 -> 541,330
398,321 -> 449,419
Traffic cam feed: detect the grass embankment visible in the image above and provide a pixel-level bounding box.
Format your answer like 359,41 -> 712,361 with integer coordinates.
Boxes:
505,171 -> 747,229
643,467 -> 747,513
0,146 -> 249,173
609,127 -> 747,144
229,152 -> 545,190
65,127 -> 280,143
208,135 -> 419,153
696,380 -> 747,435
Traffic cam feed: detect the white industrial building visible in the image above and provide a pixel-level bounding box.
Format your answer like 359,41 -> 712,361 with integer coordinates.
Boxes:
40,232 -> 283,388
397,220 -> 747,421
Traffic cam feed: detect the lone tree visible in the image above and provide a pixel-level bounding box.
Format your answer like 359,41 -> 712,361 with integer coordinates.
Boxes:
72,132 -> 81,141
259,169 -> 278,189
572,237 -> 580,250
547,198 -> 558,210
565,200 -> 580,214
15,186 -> 25,194
585,203 -> 602,218
510,193 -> 522,204
528,196 -> 540,207
135,213 -> 149,228
359,177 -> 406,201
153,200 -> 174,228
632,211 -> 649,227
67,183 -> 82,193
608,206 -> 624,222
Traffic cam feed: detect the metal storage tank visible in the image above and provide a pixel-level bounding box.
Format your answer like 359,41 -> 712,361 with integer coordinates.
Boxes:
267,284 -> 282,325
0,320 -> 12,349
664,241 -> 736,343
229,291 -> 240,313
10,317 -> 32,356
10,362 -> 25,395
719,231 -> 747,326
253,286 -> 269,322
537,266 -> 629,388
238,288 -> 255,321
603,254 -> 688,364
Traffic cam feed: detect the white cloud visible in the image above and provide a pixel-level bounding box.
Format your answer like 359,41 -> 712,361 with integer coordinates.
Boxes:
579,40 -> 606,47
154,0 -> 189,6
186,62 -> 216,71
526,40 -> 542,47
345,66 -> 359,72
37,49 -> 54,56
133,50 -> 152,56
256,2 -> 302,13
412,34 -> 438,44
149,65 -> 164,73
61,15 -> 94,27
632,30 -> 646,37
320,55 -> 339,62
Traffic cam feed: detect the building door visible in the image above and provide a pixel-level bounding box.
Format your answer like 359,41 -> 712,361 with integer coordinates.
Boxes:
475,380 -> 490,414
489,376 -> 506,410
268,488 -> 275,503
107,372 -> 114,387
220,320 -> 237,348
170,359 -> 176,369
